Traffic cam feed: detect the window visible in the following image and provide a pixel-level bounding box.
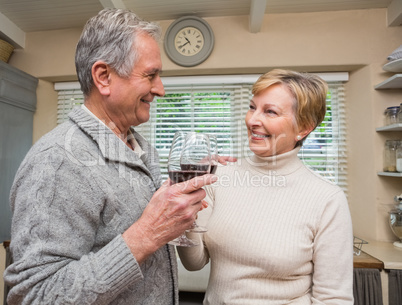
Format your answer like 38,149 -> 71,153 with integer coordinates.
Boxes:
55,73 -> 348,192
299,83 -> 347,190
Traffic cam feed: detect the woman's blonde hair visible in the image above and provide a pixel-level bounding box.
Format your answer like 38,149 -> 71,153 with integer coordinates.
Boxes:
252,69 -> 328,146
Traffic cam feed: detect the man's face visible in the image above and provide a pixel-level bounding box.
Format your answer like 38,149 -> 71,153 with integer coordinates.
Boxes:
107,33 -> 164,129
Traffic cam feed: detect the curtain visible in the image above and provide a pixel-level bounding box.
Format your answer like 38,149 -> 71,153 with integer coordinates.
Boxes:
353,268 -> 383,305
388,269 -> 402,305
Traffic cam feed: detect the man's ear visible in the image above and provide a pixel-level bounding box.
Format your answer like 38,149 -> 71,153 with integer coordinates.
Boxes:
92,61 -> 111,96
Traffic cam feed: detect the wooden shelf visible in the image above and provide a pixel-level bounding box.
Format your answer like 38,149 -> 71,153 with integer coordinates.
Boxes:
375,74 -> 402,89
376,123 -> 402,131
377,172 -> 402,177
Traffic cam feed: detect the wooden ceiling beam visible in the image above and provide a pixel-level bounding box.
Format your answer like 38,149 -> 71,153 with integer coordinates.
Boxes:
249,0 -> 267,33
0,11 -> 25,48
387,0 -> 402,26
99,0 -> 126,9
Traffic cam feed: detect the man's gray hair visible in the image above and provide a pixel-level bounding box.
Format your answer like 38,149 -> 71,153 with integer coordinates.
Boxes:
75,8 -> 162,97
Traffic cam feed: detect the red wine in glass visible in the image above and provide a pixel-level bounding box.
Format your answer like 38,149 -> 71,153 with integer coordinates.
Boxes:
209,165 -> 218,174
209,135 -> 219,174
169,169 -> 209,184
169,164 -> 210,183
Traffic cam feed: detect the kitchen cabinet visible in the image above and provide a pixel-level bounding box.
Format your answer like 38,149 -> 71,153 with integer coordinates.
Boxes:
0,61 -> 38,242
375,64 -> 402,178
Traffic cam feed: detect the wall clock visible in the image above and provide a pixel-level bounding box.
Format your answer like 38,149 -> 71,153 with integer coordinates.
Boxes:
164,16 -> 214,67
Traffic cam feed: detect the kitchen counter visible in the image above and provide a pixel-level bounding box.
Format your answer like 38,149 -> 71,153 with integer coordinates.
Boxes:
361,239 -> 402,270
353,250 -> 384,269
353,240 -> 402,305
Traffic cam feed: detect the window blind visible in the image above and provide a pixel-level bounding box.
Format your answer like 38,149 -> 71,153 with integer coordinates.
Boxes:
54,73 -> 348,192
298,84 -> 347,189
56,86 -> 84,125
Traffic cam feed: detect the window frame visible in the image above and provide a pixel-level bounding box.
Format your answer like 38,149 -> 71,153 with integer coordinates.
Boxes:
55,72 -> 348,191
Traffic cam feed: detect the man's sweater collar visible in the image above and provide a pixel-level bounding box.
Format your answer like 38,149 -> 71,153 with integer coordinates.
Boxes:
67,107 -> 152,168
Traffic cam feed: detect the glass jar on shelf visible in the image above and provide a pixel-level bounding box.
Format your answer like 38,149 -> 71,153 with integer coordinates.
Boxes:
397,142 -> 402,173
398,103 -> 402,123
384,106 -> 400,125
384,140 -> 399,172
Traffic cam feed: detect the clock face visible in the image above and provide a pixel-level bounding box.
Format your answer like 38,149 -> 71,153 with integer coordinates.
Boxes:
174,27 -> 205,57
164,16 -> 214,67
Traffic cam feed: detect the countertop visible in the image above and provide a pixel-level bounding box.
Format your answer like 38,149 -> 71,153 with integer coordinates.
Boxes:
353,250 -> 384,269
360,239 -> 402,270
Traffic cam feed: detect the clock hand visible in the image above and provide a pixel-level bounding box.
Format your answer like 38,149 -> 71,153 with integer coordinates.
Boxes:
179,41 -> 190,48
185,37 -> 191,45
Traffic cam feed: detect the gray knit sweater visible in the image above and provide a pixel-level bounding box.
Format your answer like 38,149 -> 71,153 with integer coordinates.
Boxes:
3,107 -> 178,304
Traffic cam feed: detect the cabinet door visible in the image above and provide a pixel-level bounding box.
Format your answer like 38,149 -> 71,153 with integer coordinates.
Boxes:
0,61 -> 37,242
0,103 -> 35,241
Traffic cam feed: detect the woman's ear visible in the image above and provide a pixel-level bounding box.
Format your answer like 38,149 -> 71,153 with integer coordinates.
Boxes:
91,61 -> 111,96
297,125 -> 314,141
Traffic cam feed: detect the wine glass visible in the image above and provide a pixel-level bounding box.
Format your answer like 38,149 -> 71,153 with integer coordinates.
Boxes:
182,132 -> 212,233
167,131 -> 211,246
167,131 -> 197,247
181,134 -> 219,233
208,135 -> 219,174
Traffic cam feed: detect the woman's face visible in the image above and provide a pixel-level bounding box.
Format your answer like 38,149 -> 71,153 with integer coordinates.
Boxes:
245,83 -> 302,157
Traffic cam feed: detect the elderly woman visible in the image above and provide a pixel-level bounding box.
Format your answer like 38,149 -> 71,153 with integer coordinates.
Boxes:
178,69 -> 353,304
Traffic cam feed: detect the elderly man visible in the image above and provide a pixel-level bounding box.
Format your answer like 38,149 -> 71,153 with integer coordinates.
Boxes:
3,8 -> 215,305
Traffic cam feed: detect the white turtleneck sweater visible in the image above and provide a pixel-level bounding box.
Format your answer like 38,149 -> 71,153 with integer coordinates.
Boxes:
178,148 -> 353,305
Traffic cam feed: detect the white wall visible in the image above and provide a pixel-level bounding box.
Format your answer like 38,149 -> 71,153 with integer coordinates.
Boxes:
10,8 -> 399,243
1,7 -> 402,303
